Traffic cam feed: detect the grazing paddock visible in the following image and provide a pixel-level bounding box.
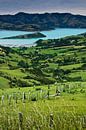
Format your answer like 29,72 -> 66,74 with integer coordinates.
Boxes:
0,82 -> 86,130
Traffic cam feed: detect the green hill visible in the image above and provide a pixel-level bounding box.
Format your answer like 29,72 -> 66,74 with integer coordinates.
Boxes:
0,32 -> 86,88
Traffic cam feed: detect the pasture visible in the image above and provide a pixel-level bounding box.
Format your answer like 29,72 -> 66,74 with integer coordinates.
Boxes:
0,82 -> 86,130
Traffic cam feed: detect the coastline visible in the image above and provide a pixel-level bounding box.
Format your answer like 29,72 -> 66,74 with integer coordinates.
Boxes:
0,43 -> 37,48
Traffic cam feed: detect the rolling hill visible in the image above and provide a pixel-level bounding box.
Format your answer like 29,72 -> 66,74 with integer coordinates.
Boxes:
0,32 -> 86,88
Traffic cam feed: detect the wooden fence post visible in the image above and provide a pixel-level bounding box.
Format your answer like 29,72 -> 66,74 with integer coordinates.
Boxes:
47,85 -> 50,99
40,89 -> 43,99
1,95 -> 4,106
15,95 -> 17,103
56,87 -> 58,95
69,84 -> 71,93
22,92 -> 26,103
82,115 -> 86,128
50,114 -> 54,128
19,112 -> 23,130
28,91 -> 30,101
47,90 -> 50,100
8,95 -> 11,105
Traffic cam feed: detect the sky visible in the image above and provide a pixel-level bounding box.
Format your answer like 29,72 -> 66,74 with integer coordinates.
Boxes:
0,0 -> 86,15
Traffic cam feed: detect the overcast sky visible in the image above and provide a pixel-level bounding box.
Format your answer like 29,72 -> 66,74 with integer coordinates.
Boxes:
0,0 -> 86,15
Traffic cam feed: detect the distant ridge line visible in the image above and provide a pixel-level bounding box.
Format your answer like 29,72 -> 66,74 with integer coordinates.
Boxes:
0,12 -> 86,31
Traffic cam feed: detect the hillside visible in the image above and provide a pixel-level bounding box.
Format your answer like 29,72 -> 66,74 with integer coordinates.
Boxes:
0,12 -> 86,31
0,32 -> 86,88
0,32 -> 86,130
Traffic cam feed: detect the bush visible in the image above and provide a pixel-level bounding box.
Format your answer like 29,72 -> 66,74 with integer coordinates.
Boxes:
18,60 -> 29,68
31,96 -> 37,101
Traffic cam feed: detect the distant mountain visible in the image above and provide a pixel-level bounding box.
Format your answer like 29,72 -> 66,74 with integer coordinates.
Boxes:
0,12 -> 86,31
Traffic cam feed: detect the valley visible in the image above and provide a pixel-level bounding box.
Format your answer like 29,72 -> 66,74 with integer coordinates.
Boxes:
0,32 -> 86,129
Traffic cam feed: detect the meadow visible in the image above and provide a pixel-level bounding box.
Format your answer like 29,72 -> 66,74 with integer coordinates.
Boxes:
0,82 -> 86,130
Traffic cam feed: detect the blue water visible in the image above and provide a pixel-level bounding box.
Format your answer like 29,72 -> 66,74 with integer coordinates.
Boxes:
0,28 -> 86,47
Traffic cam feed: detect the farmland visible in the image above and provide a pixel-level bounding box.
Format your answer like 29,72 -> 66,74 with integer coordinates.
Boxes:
0,82 -> 86,130
0,33 -> 86,129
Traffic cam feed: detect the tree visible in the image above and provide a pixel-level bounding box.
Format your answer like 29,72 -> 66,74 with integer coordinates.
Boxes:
18,60 -> 29,68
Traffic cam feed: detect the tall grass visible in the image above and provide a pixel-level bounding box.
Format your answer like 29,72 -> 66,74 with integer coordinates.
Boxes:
0,82 -> 86,130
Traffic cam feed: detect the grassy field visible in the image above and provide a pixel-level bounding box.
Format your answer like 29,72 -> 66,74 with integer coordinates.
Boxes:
1,45 -> 86,87
0,82 -> 86,130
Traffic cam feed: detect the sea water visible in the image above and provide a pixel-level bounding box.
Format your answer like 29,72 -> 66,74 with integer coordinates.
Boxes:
0,28 -> 86,47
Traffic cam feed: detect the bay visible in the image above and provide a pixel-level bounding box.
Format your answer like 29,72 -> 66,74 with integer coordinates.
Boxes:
0,28 -> 86,47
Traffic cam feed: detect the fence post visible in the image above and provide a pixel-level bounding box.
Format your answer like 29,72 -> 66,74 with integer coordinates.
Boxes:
47,85 -> 50,99
15,95 -> 17,103
56,87 -> 58,95
22,92 -> 26,103
69,84 -> 71,93
8,95 -> 11,105
40,89 -> 43,99
19,112 -> 23,130
28,91 -> 30,101
82,115 -> 86,128
1,95 -> 4,106
50,113 -> 54,128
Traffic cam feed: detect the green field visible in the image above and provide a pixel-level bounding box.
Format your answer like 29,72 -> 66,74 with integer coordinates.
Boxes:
0,82 -> 86,130
0,33 -> 86,129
